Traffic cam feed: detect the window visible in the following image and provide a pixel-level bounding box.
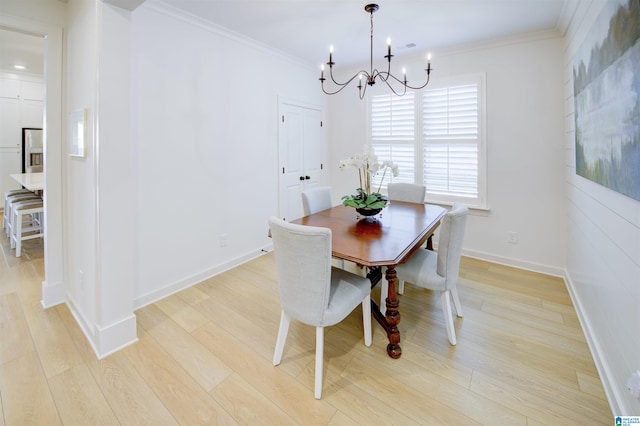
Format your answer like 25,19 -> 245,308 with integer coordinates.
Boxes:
370,73 -> 487,208
370,92 -> 415,192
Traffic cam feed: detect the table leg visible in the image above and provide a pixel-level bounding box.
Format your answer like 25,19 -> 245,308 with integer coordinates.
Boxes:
383,266 -> 401,358
368,266 -> 402,358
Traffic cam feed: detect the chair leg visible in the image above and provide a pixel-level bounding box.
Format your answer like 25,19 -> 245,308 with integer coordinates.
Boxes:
273,310 -> 290,365
362,295 -> 372,347
441,291 -> 457,346
450,286 -> 463,317
380,282 -> 388,316
315,327 -> 324,399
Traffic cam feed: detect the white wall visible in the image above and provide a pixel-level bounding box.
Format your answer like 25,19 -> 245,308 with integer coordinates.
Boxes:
563,0 -> 640,415
327,33 -> 567,274
130,3 -> 326,307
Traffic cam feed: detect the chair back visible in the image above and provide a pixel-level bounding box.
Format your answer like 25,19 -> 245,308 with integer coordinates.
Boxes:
436,203 -> 468,289
268,217 -> 333,326
387,183 -> 426,203
301,186 -> 332,216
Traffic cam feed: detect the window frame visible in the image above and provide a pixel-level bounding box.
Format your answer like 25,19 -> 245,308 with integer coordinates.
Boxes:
368,72 -> 488,209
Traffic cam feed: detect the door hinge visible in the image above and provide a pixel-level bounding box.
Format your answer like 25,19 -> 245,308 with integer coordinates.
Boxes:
282,115 -> 285,122
321,163 -> 323,170
282,167 -> 285,174
320,121 -> 323,127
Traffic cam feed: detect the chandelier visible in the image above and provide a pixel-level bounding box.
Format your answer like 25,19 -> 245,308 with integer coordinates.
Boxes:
319,3 -> 432,99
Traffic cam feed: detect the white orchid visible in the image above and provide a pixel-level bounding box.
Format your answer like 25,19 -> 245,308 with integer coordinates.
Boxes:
340,145 -> 399,210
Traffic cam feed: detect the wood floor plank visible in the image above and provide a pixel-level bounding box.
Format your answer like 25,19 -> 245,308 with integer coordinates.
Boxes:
85,350 -> 178,425
47,363 -> 119,425
193,321 -> 338,425
145,316 -> 233,392
210,373 -> 298,426
0,351 -> 61,425
123,332 -> 238,425
0,293 -> 35,364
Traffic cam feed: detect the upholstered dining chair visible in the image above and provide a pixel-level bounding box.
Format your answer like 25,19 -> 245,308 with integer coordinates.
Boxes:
301,186 -> 345,269
268,217 -> 372,399
301,186 -> 332,216
394,203 -> 468,345
387,182 -> 426,204
380,183 -> 427,310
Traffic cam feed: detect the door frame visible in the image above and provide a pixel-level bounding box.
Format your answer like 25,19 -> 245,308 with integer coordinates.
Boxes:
0,15 -> 65,307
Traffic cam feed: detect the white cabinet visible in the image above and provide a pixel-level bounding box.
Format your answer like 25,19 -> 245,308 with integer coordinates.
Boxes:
0,79 -> 20,99
0,99 -> 21,148
20,82 -> 44,101
21,102 -> 44,129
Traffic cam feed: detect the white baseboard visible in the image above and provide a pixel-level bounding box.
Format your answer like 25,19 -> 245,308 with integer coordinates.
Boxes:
563,272 -> 621,415
66,295 -> 138,360
133,247 -> 271,310
461,248 -> 565,277
94,314 -> 138,359
41,279 -> 65,308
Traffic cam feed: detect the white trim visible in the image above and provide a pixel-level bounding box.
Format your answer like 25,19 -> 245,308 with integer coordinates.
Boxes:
461,248 -> 565,278
40,279 -> 65,308
94,314 -> 138,359
564,271 -> 621,415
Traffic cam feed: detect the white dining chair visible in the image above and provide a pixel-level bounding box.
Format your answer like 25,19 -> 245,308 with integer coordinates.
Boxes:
301,186 -> 332,216
394,203 -> 468,345
387,182 -> 426,204
301,186 -> 345,269
379,183 -> 427,310
268,216 -> 372,399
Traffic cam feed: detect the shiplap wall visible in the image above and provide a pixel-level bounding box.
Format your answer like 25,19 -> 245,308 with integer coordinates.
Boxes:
563,0 -> 640,415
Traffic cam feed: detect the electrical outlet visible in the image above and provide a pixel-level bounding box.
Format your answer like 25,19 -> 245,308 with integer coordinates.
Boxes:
220,233 -> 228,247
508,232 -> 518,244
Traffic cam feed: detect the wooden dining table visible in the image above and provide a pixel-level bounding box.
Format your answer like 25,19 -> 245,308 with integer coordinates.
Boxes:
291,201 -> 447,358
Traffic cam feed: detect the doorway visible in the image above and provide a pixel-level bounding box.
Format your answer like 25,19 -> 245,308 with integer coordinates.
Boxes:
0,17 -> 65,307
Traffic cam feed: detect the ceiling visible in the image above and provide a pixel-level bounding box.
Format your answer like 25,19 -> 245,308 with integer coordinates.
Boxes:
0,27 -> 44,75
0,0 -> 577,75
158,0 -> 577,67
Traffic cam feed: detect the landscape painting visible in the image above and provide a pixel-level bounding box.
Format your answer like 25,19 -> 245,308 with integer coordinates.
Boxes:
573,0 -> 640,201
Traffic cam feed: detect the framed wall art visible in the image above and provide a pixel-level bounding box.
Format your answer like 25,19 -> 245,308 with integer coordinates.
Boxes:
572,0 -> 640,201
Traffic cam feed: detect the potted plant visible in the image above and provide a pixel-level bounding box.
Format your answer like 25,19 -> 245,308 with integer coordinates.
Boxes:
340,145 -> 398,216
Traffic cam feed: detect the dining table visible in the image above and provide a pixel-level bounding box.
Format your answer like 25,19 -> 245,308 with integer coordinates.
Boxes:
10,172 -> 44,192
291,201 -> 447,358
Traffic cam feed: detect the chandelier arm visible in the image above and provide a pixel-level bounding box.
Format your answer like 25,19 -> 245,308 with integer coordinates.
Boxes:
321,69 -> 372,95
376,69 -> 432,91
379,74 -> 408,96
329,67 -> 370,87
403,73 -> 432,90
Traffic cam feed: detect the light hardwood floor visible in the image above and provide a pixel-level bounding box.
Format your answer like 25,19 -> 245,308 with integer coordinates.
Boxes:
1,234 -> 612,424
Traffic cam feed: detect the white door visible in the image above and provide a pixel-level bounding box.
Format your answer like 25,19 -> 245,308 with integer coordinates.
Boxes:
278,100 -> 324,221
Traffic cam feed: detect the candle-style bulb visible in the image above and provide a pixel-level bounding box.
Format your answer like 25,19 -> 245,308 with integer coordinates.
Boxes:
330,45 -> 334,53
427,52 -> 432,61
